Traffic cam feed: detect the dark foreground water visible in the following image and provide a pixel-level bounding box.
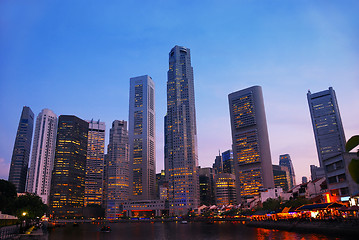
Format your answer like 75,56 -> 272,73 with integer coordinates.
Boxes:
47,222 -> 352,240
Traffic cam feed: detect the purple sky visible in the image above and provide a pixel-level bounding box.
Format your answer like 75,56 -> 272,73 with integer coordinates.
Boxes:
0,0 -> 358,185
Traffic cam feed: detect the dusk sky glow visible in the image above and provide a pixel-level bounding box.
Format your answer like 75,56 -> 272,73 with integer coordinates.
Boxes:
1,0 -> 358,184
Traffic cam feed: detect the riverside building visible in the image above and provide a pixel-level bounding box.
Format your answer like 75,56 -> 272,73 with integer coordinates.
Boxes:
228,86 -> 274,203
106,120 -> 129,219
164,45 -> 200,215
307,87 -> 359,199
49,115 -> 88,218
9,106 -> 34,193
129,75 -> 156,200
84,120 -> 105,207
26,109 -> 57,204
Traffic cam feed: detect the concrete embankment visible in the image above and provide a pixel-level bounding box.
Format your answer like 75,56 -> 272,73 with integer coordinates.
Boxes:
247,220 -> 359,236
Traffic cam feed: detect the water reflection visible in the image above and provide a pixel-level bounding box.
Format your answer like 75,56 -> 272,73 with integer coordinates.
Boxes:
46,222 -> 350,240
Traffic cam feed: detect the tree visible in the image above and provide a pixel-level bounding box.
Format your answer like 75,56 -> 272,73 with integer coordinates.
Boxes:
0,179 -> 17,214
12,193 -> 47,219
262,198 -> 281,211
346,135 -> 359,184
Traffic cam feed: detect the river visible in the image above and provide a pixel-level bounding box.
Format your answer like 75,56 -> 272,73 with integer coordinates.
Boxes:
45,221 -> 353,240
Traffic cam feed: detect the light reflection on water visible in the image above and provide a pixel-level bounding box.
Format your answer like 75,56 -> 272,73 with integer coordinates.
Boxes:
47,222 -> 349,240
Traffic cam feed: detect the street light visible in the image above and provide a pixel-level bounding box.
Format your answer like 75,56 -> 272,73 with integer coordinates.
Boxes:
22,212 -> 27,217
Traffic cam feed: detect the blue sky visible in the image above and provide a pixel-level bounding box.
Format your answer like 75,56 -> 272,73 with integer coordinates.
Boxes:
1,0 -> 358,184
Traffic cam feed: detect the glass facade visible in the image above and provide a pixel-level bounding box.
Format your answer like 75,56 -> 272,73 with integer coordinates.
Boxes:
165,46 -> 199,215
129,75 -> 156,200
229,86 -> 274,202
84,120 -> 105,207
106,120 -> 129,219
49,115 -> 88,218
8,106 -> 34,193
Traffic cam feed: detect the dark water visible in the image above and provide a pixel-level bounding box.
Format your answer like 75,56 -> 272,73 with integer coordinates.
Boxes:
47,222 -> 351,240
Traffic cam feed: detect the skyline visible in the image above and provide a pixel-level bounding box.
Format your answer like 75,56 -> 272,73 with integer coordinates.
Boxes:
1,1 -> 358,185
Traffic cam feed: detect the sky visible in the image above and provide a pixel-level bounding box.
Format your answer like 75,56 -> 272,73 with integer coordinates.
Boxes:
0,0 -> 358,184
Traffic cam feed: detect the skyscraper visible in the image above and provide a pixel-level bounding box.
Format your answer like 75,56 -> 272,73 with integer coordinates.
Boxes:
214,173 -> 237,206
307,87 -> 346,165
222,150 -> 235,174
85,120 -> 105,207
228,86 -> 274,203
307,87 -> 358,198
49,115 -> 88,218
8,106 -> 34,193
272,165 -> 290,192
279,154 -> 296,189
129,75 -> 156,200
26,109 -> 57,204
213,153 -> 223,174
165,45 -> 199,215
106,120 -> 129,219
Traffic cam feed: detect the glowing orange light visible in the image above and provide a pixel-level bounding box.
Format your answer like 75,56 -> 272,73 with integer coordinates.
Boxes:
325,193 -> 331,203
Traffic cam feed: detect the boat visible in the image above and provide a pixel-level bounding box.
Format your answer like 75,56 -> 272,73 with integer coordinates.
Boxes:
100,225 -> 111,232
180,220 -> 188,224
73,222 -> 79,227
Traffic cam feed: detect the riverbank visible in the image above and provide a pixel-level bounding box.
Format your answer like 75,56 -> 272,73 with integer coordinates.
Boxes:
247,219 -> 359,236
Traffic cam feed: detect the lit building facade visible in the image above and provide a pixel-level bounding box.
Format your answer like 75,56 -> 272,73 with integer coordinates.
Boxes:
49,115 -> 88,218
307,87 -> 358,198
164,45 -> 199,215
85,120 -> 105,207
106,120 -> 129,219
279,154 -> 296,189
228,86 -> 274,203
26,109 -> 57,204
129,75 -> 156,200
214,173 -> 236,206
272,165 -> 290,192
9,106 -> 34,193
222,150 -> 235,174
307,87 -> 346,166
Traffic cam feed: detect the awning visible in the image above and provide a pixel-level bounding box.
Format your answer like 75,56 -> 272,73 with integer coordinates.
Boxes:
296,202 -> 344,211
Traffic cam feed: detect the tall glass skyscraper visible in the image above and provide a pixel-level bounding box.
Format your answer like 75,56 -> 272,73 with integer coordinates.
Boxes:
85,120 -> 105,207
279,154 -> 296,189
222,150 -> 235,174
228,86 -> 274,203
49,115 -> 88,218
129,75 -> 156,200
165,45 -> 199,215
307,87 -> 346,165
307,87 -> 357,198
8,106 -> 34,193
106,120 -> 129,219
26,109 -> 57,204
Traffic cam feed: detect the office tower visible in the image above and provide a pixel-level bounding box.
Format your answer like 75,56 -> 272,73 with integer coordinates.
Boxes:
279,154 -> 296,189
228,86 -> 274,203
307,87 -> 346,165
103,153 -> 108,208
213,153 -> 223,174
8,106 -> 34,193
302,176 -> 308,184
310,165 -> 325,181
164,45 -> 199,215
307,87 -> 357,198
222,150 -> 235,174
156,171 -> 168,200
199,168 -> 215,206
26,109 -> 57,204
106,120 -> 129,219
129,75 -> 156,200
272,165 -> 290,192
84,120 -> 105,207
49,115 -> 88,218
214,173 -> 236,206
